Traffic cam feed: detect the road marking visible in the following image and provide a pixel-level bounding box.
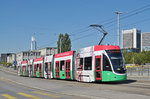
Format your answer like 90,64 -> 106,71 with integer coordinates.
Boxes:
32,91 -> 60,98
18,92 -> 42,99
1,94 -> 17,99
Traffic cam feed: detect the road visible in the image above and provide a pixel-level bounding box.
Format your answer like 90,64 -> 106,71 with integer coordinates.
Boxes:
0,67 -> 150,99
0,74 -> 87,99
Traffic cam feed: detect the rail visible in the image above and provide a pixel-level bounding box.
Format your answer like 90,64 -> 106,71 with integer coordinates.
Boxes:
126,65 -> 150,76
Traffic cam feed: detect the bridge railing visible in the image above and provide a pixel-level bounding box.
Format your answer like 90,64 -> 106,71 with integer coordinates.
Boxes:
126,65 -> 150,76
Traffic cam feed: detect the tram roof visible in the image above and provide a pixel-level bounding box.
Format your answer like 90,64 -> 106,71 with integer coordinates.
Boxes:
94,45 -> 120,51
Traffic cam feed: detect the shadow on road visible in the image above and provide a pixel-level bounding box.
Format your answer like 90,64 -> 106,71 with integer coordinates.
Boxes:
52,78 -> 137,85
93,79 -> 137,85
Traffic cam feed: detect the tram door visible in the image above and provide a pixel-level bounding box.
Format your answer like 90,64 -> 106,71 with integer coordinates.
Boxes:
29,65 -> 32,77
48,62 -> 51,78
34,64 -> 36,77
45,63 -> 51,78
25,66 -> 26,76
45,63 -> 48,78
95,56 -> 102,80
28,65 -> 30,76
65,60 -> 71,79
22,66 -> 23,75
39,63 -> 42,77
55,61 -> 60,78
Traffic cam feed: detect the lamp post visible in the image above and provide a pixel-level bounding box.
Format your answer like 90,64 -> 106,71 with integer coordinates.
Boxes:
115,12 -> 122,46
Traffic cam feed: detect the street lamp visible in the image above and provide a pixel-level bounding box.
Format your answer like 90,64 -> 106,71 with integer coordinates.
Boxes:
115,11 -> 122,46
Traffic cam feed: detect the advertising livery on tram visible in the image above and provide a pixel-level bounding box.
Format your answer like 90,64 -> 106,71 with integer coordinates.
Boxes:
18,45 -> 126,82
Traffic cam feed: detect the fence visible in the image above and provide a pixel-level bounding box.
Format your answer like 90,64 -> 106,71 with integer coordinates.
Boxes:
127,66 -> 150,76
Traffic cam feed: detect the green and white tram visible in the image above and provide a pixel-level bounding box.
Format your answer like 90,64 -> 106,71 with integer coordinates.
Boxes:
75,45 -> 126,82
33,57 -> 44,78
21,60 -> 28,77
18,45 -> 126,82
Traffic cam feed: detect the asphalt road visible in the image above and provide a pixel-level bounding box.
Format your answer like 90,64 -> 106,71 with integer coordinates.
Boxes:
0,67 -> 150,99
0,73 -> 87,99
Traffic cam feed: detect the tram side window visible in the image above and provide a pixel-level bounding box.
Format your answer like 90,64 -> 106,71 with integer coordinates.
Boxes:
77,58 -> 83,70
36,64 -> 39,71
103,55 -> 112,71
60,60 -> 65,71
49,62 -> 52,71
80,58 -> 83,66
84,57 -> 92,70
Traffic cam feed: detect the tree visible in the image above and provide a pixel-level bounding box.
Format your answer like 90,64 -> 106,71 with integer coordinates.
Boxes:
57,33 -> 63,53
57,33 -> 71,53
122,51 -> 150,65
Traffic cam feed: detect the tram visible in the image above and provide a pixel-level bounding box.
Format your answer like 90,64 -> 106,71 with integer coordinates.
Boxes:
21,60 -> 28,76
28,59 -> 33,77
54,51 -> 74,80
17,61 -> 21,76
33,57 -> 44,78
18,45 -> 126,82
44,55 -> 54,79
74,45 -> 126,82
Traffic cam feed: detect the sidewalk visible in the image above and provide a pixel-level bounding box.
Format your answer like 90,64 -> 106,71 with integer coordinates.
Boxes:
0,65 -> 17,75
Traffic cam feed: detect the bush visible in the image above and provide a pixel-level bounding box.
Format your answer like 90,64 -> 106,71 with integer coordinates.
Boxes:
122,51 -> 150,65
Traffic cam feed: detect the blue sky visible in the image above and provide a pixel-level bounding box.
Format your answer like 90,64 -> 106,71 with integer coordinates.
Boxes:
0,0 -> 150,55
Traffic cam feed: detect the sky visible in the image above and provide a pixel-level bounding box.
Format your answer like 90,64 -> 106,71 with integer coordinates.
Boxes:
0,0 -> 150,55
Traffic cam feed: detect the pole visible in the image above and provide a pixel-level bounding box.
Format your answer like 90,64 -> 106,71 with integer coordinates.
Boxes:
60,37 -> 62,53
118,14 -> 120,46
115,12 -> 122,46
31,38 -> 33,51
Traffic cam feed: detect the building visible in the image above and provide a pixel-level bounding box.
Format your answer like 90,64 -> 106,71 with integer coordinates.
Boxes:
16,51 -> 41,62
122,28 -> 141,52
0,53 -> 14,62
16,47 -> 57,62
7,53 -> 16,63
141,32 -> 150,51
37,47 -> 57,57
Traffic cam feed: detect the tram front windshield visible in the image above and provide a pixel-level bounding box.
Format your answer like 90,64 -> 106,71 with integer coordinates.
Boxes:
106,50 -> 126,74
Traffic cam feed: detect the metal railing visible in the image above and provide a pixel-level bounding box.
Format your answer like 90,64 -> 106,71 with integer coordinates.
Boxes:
127,66 -> 150,76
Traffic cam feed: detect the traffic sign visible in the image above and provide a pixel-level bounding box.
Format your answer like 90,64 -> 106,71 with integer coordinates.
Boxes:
14,61 -> 17,66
